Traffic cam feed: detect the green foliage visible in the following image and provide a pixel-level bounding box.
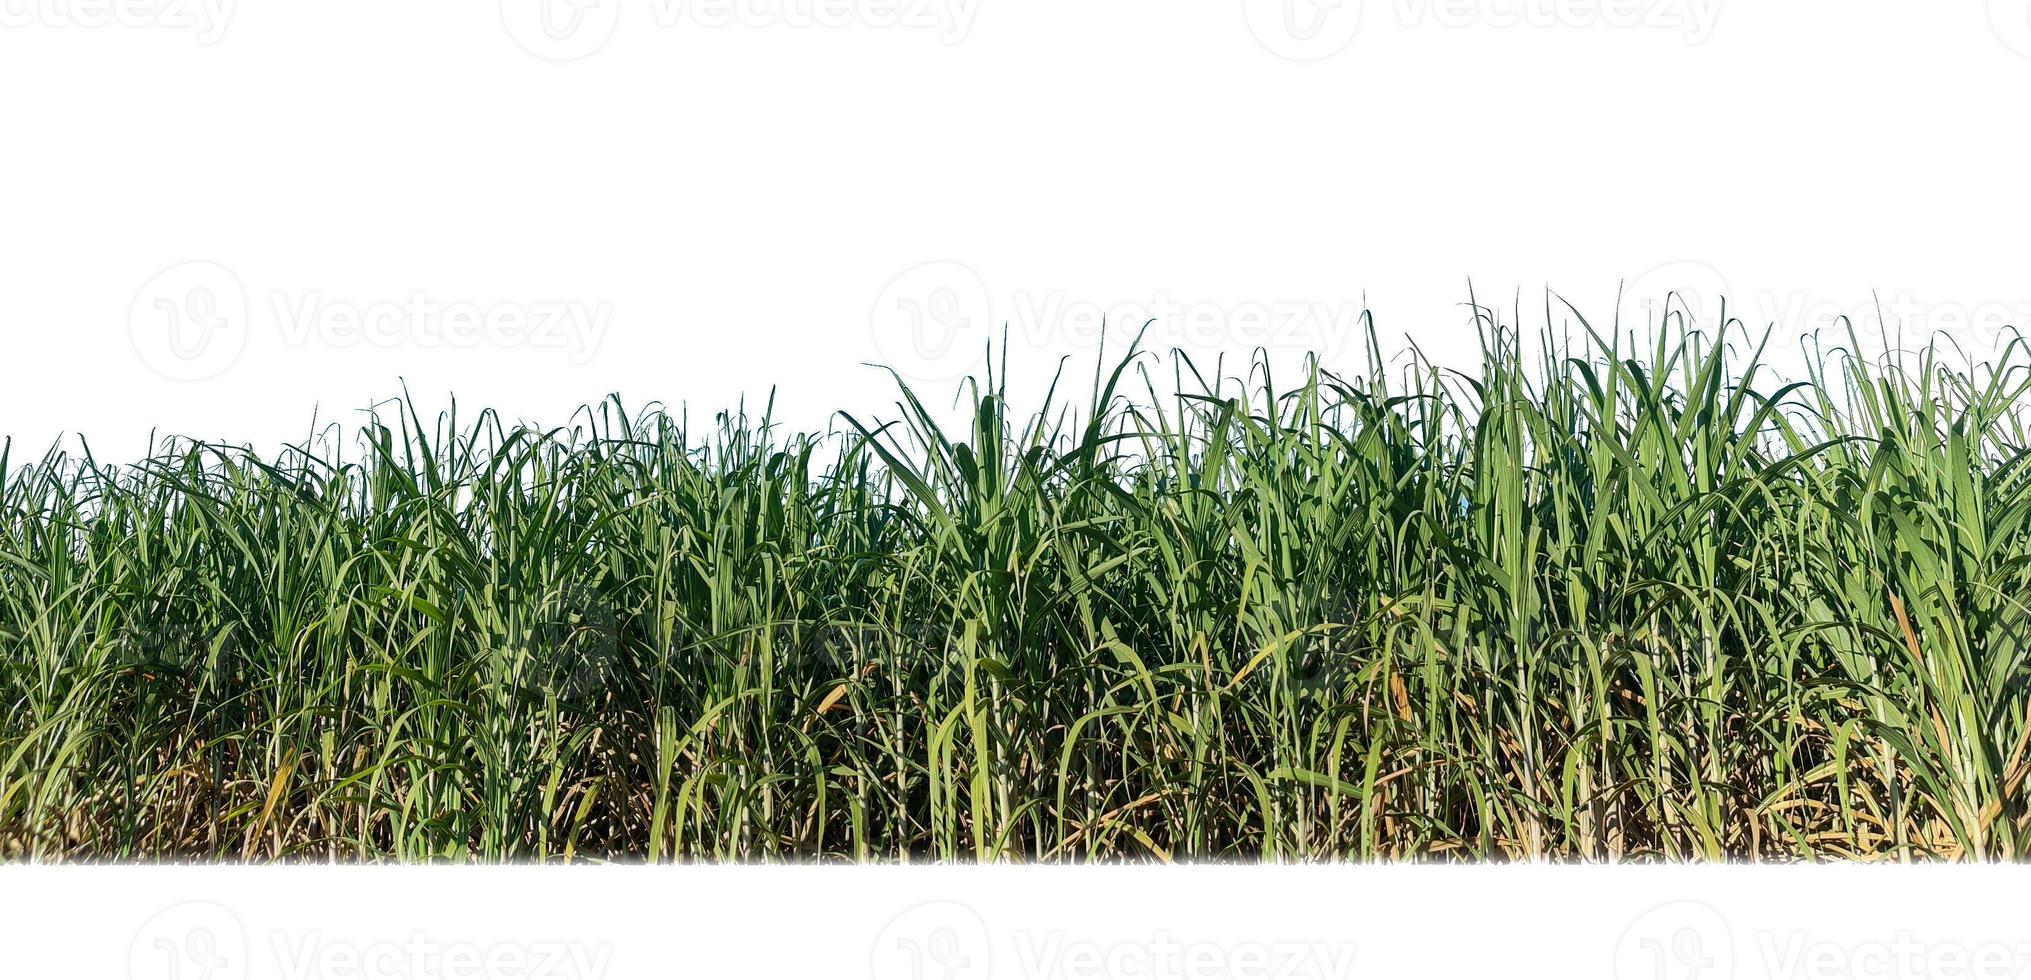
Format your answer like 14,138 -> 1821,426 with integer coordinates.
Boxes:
3,307 -> 2030,862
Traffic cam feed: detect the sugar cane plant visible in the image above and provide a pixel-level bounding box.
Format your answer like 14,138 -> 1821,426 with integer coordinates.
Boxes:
2,302 -> 2029,861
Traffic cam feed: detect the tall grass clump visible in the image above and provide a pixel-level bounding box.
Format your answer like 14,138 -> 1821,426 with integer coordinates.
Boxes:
3,306 -> 2030,862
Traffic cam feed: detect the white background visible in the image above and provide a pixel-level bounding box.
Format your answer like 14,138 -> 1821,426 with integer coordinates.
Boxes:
5,865 -> 2031,980
5,2 -> 2031,458
5,2 -> 2031,976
